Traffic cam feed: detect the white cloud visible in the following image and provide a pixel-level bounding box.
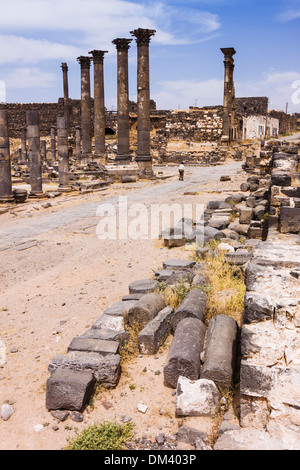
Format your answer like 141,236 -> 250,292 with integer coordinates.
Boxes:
4,67 -> 56,89
236,70 -> 300,113
152,78 -> 224,110
276,8 -> 300,21
0,0 -> 221,59
0,34 -> 81,65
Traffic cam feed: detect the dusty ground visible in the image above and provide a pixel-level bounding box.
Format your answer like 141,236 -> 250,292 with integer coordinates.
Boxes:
0,161 -> 247,450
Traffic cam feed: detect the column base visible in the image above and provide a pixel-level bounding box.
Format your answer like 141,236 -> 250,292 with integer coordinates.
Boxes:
93,152 -> 107,165
58,185 -> 72,193
28,191 -> 46,199
0,195 -> 15,204
136,158 -> 155,179
115,155 -> 132,166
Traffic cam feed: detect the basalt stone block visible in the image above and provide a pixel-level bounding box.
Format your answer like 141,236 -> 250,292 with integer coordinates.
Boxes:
201,315 -> 238,391
225,193 -> 245,204
138,306 -> 174,354
280,207 -> 300,234
208,216 -> 230,230
162,259 -> 196,271
164,270 -> 195,286
228,221 -> 250,236
67,337 -> 119,356
46,368 -> 95,411
240,182 -> 250,192
204,225 -> 225,242
271,170 -> 292,187
224,251 -> 252,266
206,200 -> 224,210
126,292 -> 166,328
163,317 -> 206,388
48,351 -> 121,387
239,207 -> 253,225
129,279 -> 158,294
104,300 -> 138,316
122,293 -> 144,301
79,327 -> 129,343
240,361 -> 275,398
253,204 -> 266,220
244,292 -> 274,324
169,288 -> 207,333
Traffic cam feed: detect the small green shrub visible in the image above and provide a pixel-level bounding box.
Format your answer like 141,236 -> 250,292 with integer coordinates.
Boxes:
65,421 -> 134,451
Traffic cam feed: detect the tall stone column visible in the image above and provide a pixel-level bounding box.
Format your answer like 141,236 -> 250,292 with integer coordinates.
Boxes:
0,110 -> 14,203
26,110 -> 43,197
75,126 -> 81,162
41,139 -> 47,162
75,125 -> 81,162
130,28 -> 156,176
50,126 -> 56,161
221,48 -> 236,144
77,56 -> 92,161
89,50 -> 108,163
61,62 -> 70,135
112,38 -> 132,165
20,126 -> 27,163
57,116 -> 71,192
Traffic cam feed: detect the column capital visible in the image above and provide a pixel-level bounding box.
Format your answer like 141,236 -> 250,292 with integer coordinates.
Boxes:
77,56 -> 92,69
112,38 -> 132,51
89,50 -> 108,64
61,62 -> 68,72
221,47 -> 236,62
130,28 -> 156,46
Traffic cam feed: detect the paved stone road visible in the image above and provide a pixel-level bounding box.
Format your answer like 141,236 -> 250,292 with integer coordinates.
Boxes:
0,162 -> 242,249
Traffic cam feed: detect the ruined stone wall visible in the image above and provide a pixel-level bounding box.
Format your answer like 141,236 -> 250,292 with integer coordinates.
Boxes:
235,97 -> 268,117
269,110 -> 298,135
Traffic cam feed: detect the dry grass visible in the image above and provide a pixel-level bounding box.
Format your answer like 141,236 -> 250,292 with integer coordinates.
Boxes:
157,279 -> 192,310
194,241 -> 246,327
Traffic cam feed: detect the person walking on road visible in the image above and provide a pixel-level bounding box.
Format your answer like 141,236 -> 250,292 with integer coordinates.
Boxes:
178,162 -> 185,181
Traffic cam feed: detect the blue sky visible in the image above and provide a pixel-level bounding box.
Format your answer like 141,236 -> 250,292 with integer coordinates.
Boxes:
0,0 -> 299,113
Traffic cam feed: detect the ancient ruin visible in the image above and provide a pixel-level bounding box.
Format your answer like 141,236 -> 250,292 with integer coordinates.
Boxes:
0,23 -> 299,453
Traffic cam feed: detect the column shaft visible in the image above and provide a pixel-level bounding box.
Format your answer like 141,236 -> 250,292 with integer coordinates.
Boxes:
130,28 -> 155,175
221,48 -> 236,143
41,139 -> 46,162
0,110 -> 14,203
20,126 -> 27,163
75,126 -> 81,162
26,110 -> 43,196
57,116 -> 71,191
89,50 -> 107,161
50,126 -> 56,161
77,56 -> 92,160
61,63 -> 70,135
112,38 -> 132,164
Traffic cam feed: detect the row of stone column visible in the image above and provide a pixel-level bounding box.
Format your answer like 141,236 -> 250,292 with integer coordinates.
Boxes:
76,28 -> 156,175
20,126 -> 57,164
0,110 -> 71,202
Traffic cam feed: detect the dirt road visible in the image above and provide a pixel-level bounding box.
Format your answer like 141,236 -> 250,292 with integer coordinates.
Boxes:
0,161 -> 246,450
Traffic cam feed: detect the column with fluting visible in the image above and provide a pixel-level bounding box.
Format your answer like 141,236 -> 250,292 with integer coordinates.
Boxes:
221,48 -> 236,144
130,28 -> 156,176
112,38 -> 132,165
57,116 -> 71,192
89,50 -> 108,163
77,56 -> 92,161
61,62 -> 70,135
0,110 -> 14,203
26,110 -> 43,197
